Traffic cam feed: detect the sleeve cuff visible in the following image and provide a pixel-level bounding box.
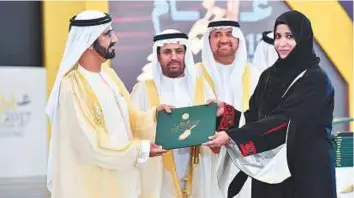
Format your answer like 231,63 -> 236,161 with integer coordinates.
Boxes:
237,141 -> 257,156
217,103 -> 241,131
232,121 -> 289,157
136,140 -> 150,167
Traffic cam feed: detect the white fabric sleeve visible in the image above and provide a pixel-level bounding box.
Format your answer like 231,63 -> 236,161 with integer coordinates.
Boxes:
130,81 -> 150,112
136,140 -> 151,168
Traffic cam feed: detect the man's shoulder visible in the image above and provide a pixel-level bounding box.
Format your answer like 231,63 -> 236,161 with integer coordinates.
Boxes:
102,65 -> 119,79
131,79 -> 155,95
195,62 -> 204,67
134,79 -> 155,87
58,70 -> 77,96
199,77 -> 211,89
61,67 -> 79,86
132,80 -> 146,91
194,62 -> 205,71
63,66 -> 78,79
194,62 -> 215,87
199,77 -> 213,90
194,62 -> 208,77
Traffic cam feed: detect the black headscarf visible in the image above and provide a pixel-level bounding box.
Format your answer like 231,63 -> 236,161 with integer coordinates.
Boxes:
260,10 -> 320,116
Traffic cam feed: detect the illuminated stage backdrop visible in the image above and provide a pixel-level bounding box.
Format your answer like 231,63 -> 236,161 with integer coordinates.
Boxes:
109,0 -> 350,131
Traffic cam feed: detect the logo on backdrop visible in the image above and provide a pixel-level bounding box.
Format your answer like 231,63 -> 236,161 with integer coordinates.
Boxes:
0,93 -> 32,137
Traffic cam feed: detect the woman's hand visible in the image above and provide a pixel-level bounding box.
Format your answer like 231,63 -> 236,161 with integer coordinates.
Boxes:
206,99 -> 224,117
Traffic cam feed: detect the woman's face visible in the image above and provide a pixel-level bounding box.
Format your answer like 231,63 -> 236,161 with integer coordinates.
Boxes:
274,24 -> 297,59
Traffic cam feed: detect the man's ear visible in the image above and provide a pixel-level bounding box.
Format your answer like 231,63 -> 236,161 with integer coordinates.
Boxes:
156,49 -> 161,60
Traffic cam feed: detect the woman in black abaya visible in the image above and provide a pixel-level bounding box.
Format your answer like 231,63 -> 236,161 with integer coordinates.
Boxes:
206,10 -> 337,198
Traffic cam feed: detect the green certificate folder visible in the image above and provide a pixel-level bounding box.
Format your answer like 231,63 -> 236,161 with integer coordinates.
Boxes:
155,103 -> 217,149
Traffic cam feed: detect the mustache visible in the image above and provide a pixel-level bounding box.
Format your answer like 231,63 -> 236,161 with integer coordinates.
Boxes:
108,42 -> 116,49
167,61 -> 181,66
218,42 -> 232,48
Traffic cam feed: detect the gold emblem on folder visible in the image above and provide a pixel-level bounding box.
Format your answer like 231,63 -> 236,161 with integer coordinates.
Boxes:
182,113 -> 189,120
179,124 -> 197,140
172,113 -> 199,141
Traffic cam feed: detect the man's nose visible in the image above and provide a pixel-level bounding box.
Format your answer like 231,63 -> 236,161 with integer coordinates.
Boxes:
220,36 -> 229,44
111,32 -> 118,43
171,51 -> 177,60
